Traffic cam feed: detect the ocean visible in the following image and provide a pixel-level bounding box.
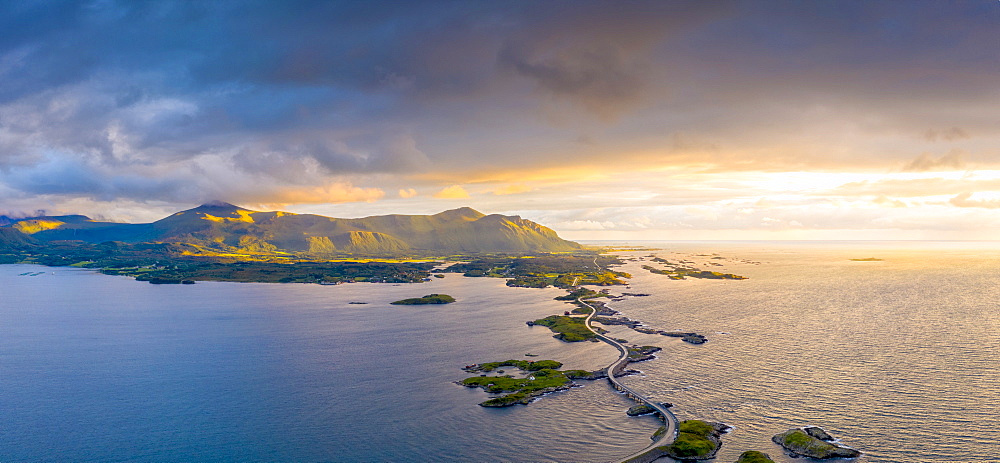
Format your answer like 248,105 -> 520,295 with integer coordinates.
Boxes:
2,241 -> 998,462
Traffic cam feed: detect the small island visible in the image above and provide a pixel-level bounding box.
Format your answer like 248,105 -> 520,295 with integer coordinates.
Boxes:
627,345 -> 662,362
849,257 -> 883,261
735,450 -> 775,463
459,359 -> 604,407
772,427 -> 860,459
626,402 -> 671,416
643,264 -> 747,280
390,294 -> 456,305
526,315 -> 597,342
663,420 -> 729,460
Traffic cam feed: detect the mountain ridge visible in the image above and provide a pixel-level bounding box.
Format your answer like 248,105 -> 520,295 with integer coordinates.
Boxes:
1,204 -> 580,254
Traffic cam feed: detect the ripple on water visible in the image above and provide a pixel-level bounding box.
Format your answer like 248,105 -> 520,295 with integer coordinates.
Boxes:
602,242 -> 1000,463
2,242 -> 999,463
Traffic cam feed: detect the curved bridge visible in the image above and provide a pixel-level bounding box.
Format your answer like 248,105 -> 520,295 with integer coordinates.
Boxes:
578,297 -> 679,463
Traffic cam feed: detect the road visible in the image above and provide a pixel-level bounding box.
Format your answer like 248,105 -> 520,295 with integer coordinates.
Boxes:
578,256 -> 679,463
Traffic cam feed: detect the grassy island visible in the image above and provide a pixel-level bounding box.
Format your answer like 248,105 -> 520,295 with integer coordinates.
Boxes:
642,264 -> 746,280
771,427 -> 860,459
736,451 -> 776,463
527,315 -> 596,342
460,360 -> 601,407
468,359 -> 563,372
663,420 -> 727,460
391,294 -> 456,305
446,254 -> 628,288
554,287 -> 606,301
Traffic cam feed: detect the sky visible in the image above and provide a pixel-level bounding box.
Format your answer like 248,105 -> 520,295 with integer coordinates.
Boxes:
1,0 -> 999,240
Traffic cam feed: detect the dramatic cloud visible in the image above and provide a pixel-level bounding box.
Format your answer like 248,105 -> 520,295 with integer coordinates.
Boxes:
2,0 -> 999,238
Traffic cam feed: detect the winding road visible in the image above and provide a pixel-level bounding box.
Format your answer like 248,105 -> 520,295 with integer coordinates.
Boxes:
579,257 -> 679,463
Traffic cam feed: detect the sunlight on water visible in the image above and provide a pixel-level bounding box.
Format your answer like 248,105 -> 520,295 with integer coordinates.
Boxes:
2,241 -> 998,462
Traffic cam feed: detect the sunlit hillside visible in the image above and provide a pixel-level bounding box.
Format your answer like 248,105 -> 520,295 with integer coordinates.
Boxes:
0,203 -> 581,254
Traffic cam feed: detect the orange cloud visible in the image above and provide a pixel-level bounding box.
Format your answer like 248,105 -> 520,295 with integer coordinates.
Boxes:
949,192 -> 1000,209
491,184 -> 532,195
398,188 -> 418,198
254,183 -> 385,206
433,185 -> 470,199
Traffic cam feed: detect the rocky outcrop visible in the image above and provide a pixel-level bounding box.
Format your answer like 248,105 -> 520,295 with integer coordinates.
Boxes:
562,369 -> 607,380
804,426 -> 834,441
478,385 -> 573,407
661,331 -> 709,344
592,316 -> 642,328
627,345 -> 662,362
772,427 -> 860,459
627,402 -> 673,416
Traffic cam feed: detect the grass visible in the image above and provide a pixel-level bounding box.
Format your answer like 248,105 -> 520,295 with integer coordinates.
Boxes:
781,429 -> 838,454
461,368 -> 569,393
666,420 -> 720,458
530,315 -> 596,342
461,366 -> 576,406
736,451 -> 775,463
475,359 -> 563,372
571,304 -> 594,315
642,264 -> 746,280
461,359 -> 604,407
554,287 -> 604,300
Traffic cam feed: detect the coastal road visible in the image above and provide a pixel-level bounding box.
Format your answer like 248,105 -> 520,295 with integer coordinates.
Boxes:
578,296 -> 679,463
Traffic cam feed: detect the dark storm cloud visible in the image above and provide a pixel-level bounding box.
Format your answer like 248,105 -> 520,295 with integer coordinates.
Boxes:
1,0 -> 998,208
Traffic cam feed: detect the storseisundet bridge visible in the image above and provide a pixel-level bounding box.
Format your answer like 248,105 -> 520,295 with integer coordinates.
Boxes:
577,292 -> 679,463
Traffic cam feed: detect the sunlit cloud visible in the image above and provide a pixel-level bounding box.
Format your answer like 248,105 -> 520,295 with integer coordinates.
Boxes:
872,195 -> 908,208
552,220 -> 617,231
2,2 -> 999,239
949,192 -> 1000,209
248,183 -> 385,206
491,184 -> 532,195
433,185 -> 470,199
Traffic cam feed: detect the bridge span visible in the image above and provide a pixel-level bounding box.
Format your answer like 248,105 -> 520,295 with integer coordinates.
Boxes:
577,296 -> 679,463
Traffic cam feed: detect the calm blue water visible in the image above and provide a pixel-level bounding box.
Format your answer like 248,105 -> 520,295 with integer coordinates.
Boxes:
2,241 -> 999,462
1,265 -> 648,462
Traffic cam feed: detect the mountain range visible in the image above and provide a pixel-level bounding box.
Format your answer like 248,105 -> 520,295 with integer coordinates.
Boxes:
0,202 -> 581,254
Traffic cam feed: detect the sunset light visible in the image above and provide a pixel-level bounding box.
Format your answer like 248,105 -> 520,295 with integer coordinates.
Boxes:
1,1 -> 997,241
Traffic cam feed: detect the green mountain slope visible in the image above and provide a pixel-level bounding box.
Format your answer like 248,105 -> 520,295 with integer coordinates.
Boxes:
2,203 -> 580,254
0,228 -> 40,250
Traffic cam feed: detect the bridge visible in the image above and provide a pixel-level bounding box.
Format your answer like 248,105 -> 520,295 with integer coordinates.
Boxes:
576,257 -> 679,462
